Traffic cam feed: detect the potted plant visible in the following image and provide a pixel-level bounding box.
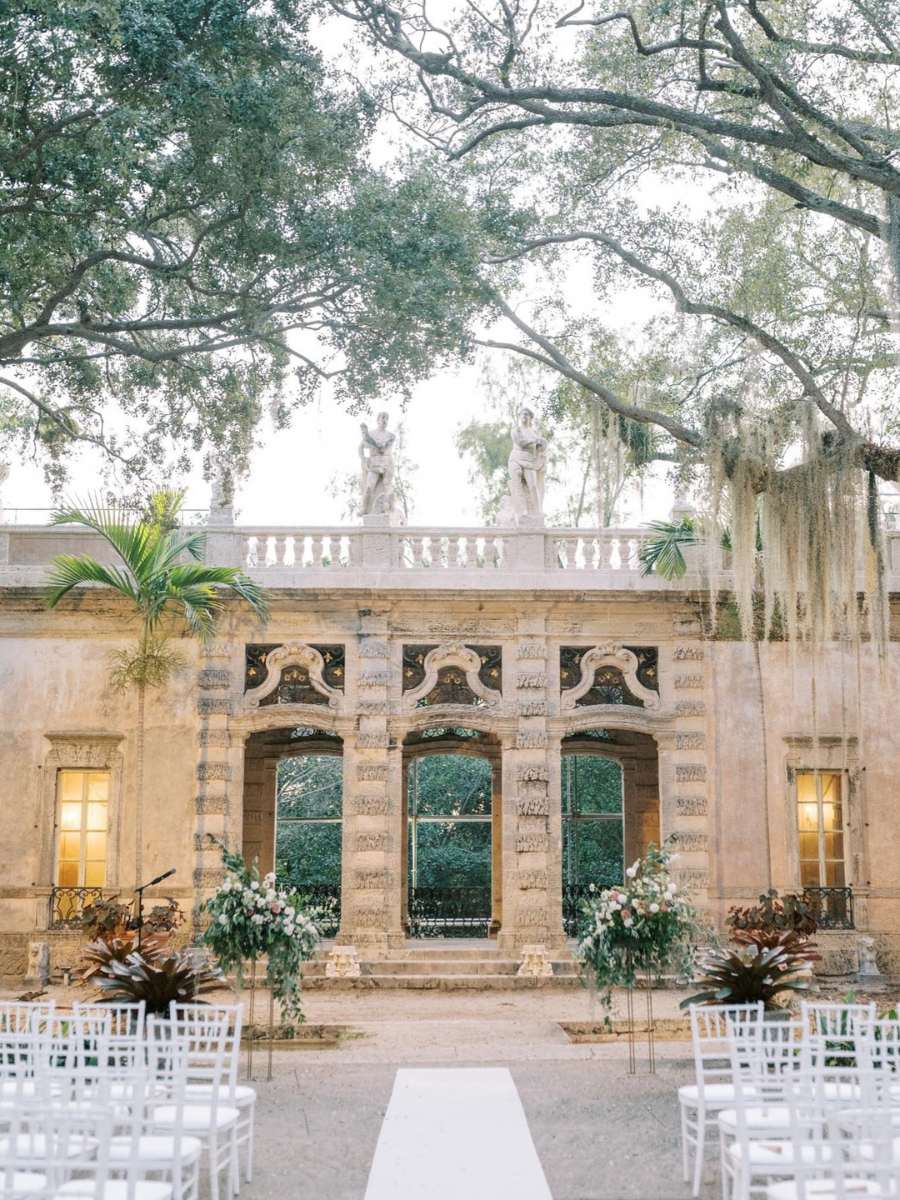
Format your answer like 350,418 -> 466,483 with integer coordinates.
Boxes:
680,930 -> 818,1014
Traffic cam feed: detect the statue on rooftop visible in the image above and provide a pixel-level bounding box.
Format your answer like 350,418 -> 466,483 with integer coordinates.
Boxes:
505,407 -> 546,525
359,411 -> 398,521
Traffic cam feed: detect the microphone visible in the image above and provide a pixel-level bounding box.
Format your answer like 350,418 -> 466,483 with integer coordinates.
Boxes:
140,868 -> 176,889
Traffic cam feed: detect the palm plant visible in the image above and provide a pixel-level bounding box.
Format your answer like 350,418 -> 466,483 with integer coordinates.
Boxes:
45,492 -> 269,880
638,517 -> 699,580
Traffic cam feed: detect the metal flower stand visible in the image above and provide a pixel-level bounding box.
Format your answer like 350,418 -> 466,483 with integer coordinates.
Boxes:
244,958 -> 275,1082
622,958 -> 656,1075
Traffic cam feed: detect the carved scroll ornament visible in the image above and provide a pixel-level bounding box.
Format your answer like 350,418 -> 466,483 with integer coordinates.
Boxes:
243,642 -> 340,709
561,643 -> 660,711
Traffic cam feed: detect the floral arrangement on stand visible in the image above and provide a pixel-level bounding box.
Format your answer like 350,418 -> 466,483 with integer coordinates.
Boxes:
202,841 -> 320,1024
578,845 -> 700,1011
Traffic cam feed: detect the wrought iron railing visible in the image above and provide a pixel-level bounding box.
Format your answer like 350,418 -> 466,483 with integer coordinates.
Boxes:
407,886 -> 492,938
48,886 -> 103,929
288,884 -> 341,938
804,886 -> 854,930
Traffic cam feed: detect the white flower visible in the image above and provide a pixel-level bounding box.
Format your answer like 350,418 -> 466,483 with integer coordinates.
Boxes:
250,880 -> 259,891
218,913 -> 229,926
649,903 -> 659,914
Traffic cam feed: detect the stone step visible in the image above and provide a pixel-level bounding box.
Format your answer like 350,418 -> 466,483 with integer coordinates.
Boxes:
302,971 -> 584,991
302,957 -> 580,978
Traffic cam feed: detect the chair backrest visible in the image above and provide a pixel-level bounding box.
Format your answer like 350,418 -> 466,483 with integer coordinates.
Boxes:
728,1018 -> 803,1107
856,1017 -> 900,1102
800,1000 -> 876,1038
170,1001 -> 242,1092
688,1003 -> 764,1086
41,1100 -> 128,1200
150,1011 -> 232,1112
38,1012 -> 113,1102
73,1000 -> 146,1039
0,999 -> 55,1034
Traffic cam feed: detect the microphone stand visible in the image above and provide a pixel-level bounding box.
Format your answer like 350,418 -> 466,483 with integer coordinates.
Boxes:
134,868 -> 176,951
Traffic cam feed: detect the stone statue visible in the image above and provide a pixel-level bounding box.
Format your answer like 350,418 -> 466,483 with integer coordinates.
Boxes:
208,473 -> 234,526
505,408 -> 546,525
359,412 -> 398,521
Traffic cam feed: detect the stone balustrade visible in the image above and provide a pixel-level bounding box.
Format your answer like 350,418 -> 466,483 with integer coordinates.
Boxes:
1,518 -> 898,593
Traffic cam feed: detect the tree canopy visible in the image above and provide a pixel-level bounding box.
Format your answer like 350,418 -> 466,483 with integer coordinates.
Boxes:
1,0 -> 486,484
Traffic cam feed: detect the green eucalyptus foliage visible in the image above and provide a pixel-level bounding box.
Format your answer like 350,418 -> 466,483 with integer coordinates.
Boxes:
0,0 -> 487,483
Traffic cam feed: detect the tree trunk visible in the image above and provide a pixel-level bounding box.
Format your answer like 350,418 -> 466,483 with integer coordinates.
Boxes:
135,680 -> 145,887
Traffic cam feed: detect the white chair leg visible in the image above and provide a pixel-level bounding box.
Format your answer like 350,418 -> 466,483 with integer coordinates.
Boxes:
691,1107 -> 706,1197
245,1110 -> 254,1183
680,1104 -> 690,1183
230,1130 -> 240,1197
209,1134 -> 220,1200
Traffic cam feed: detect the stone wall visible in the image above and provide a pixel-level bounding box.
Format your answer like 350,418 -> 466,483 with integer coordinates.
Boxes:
1,585 -> 899,977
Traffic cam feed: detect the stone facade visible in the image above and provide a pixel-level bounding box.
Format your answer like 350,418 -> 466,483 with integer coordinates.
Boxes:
1,520 -> 899,978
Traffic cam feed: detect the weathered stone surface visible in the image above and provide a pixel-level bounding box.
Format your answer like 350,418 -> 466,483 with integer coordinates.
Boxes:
673,646 -> 705,661
516,906 -> 550,926
516,733 -> 548,749
675,733 -> 705,751
518,765 -> 549,782
675,764 -> 707,783
517,642 -> 547,659
358,701 -> 388,716
516,795 -> 550,817
354,869 -> 388,890
198,729 -> 231,748
351,906 -> 385,929
668,831 -> 709,852
195,795 -> 227,815
675,700 -> 706,717
198,697 -> 233,716
197,762 -> 232,782
351,795 -> 391,816
517,672 -> 547,689
518,701 -> 547,716
516,834 -> 549,853
519,870 -> 549,890
675,795 -> 708,816
674,674 -> 704,689
355,832 -> 388,852
357,764 -> 388,782
197,668 -> 231,690
674,869 -> 709,892
192,868 -> 226,888
357,733 -> 389,749
359,639 -> 390,658
358,670 -> 391,687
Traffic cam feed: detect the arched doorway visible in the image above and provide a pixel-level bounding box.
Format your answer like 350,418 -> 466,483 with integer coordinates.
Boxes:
241,725 -> 343,935
561,728 -> 660,935
402,727 -> 501,938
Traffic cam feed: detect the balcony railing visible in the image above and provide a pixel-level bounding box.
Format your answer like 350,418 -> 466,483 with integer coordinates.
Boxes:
804,886 -> 854,930
407,886 -> 492,938
3,520 -> 898,592
48,886 -> 103,929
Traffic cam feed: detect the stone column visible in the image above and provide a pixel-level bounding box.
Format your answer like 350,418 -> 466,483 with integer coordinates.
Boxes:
498,619 -> 564,952
336,614 -> 403,952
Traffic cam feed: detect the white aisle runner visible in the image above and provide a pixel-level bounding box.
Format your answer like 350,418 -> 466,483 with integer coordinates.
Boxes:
364,1067 -> 553,1200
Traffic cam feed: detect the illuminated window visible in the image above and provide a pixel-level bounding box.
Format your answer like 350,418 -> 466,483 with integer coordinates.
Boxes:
56,770 -> 109,890
796,771 -> 845,887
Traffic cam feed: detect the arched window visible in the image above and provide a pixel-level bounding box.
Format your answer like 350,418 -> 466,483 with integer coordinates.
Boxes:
274,753 -> 342,933
562,754 -> 624,934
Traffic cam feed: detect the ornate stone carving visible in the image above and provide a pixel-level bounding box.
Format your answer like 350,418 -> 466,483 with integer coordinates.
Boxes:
354,869 -> 388,890
561,644 -> 660,711
197,762 -> 232,782
192,868 -> 226,888
675,795 -> 708,816
198,697 -> 233,716
244,642 -> 340,708
676,733 -> 705,751
357,733 -> 389,749
519,871 -> 549,890
517,834 -> 549,853
357,764 -> 387,782
358,701 -> 388,716
668,831 -> 709,852
198,729 -> 231,748
352,905 -> 386,928
402,642 -> 501,709
195,795 -> 226,815
517,642 -> 547,659
675,764 -> 707,783
325,945 -> 361,979
516,733 -> 548,749
674,869 -> 709,892
675,701 -> 706,717
200,641 -> 233,660
518,765 -> 549,782
359,639 -> 390,658
352,796 -> 391,817
26,941 -> 50,987
518,701 -> 547,716
674,674 -> 704,689
43,734 -> 122,768
516,672 -> 547,689
517,945 -> 554,977
197,669 -> 231,690
673,646 -> 705,660
356,832 -> 388,852
359,670 -> 391,688
516,794 -> 550,817
516,906 -> 549,927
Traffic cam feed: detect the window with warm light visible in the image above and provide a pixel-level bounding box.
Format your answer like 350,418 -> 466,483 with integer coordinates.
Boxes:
56,770 -> 109,889
796,770 -> 846,887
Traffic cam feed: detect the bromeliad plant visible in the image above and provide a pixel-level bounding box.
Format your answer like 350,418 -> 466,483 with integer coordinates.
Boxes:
681,932 -> 818,1011
202,842 -> 320,1023
578,846 -> 700,1008
93,949 -> 224,1014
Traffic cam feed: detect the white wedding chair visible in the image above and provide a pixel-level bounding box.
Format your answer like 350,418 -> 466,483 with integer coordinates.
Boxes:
147,1017 -> 239,1200
169,1004 -> 255,1184
679,1003 -> 765,1196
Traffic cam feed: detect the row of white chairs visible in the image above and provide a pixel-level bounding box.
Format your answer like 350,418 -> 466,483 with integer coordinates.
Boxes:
0,1000 -> 257,1200
679,1001 -> 900,1200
